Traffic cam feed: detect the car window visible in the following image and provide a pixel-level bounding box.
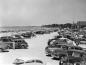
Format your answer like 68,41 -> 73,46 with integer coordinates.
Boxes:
49,45 -> 61,48
70,47 -> 75,49
56,45 -> 61,48
72,52 -> 80,57
63,39 -> 67,42
62,46 -> 68,50
74,47 -> 82,50
70,46 -> 82,50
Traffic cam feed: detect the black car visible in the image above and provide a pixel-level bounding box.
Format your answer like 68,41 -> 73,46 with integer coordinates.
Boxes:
35,31 -> 45,35
21,32 -> 35,38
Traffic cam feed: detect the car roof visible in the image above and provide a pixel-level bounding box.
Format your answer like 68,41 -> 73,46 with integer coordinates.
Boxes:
21,64 -> 44,65
56,44 -> 82,48
12,38 -> 24,41
55,43 -> 74,46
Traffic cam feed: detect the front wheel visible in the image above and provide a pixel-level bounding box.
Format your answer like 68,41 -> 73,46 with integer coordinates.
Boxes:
75,63 -> 80,65
59,61 -> 63,65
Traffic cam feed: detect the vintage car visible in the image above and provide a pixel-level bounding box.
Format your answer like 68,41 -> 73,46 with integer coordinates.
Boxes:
21,32 -> 35,38
0,36 -> 13,42
45,44 -> 61,56
0,36 -> 28,49
12,34 -> 23,39
12,39 -> 28,49
59,50 -> 86,65
0,41 -> 9,52
45,43 -> 73,57
47,37 -> 67,46
34,31 -> 45,35
50,44 -> 83,59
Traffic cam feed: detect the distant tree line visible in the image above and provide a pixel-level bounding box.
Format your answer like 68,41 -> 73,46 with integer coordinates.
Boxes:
42,23 -> 77,29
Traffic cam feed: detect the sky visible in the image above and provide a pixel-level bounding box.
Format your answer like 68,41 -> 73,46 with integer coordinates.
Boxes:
0,0 -> 86,26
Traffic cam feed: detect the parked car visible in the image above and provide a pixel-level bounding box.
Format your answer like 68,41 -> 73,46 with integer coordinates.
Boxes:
50,44 -> 83,59
0,36 -> 28,49
59,50 -> 86,65
34,31 -> 46,35
0,41 -> 9,52
21,32 -> 35,38
45,44 -> 68,57
0,36 -> 13,42
45,44 -> 61,56
47,37 -> 68,46
12,34 -> 23,39
11,39 -> 28,49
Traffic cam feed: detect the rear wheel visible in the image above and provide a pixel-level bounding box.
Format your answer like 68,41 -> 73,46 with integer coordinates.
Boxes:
59,61 -> 63,65
60,57 -> 67,65
21,45 -> 26,49
75,63 -> 80,65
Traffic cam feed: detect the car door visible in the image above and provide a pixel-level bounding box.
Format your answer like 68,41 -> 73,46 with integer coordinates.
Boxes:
53,45 -> 68,56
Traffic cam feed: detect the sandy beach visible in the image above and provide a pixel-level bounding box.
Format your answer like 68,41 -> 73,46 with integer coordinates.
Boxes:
0,32 -> 59,65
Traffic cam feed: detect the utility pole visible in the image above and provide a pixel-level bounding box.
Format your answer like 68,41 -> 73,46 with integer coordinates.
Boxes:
71,20 -> 74,29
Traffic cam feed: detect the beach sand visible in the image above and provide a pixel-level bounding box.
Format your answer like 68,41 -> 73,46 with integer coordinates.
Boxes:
0,32 -> 59,65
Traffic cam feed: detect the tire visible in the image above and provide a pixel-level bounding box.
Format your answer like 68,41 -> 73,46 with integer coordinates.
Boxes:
59,57 -> 65,65
21,45 -> 25,49
76,63 -> 80,65
59,61 -> 63,65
